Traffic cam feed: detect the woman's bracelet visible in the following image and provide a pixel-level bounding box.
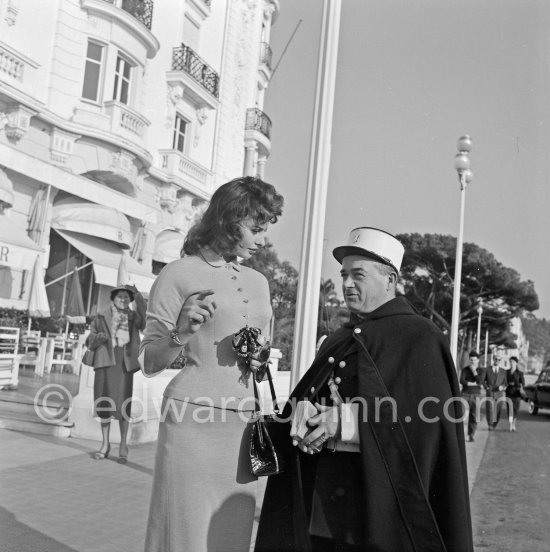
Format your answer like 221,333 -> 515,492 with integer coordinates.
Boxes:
170,328 -> 185,346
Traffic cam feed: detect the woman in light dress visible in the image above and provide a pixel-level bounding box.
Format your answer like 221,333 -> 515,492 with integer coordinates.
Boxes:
141,177 -> 283,552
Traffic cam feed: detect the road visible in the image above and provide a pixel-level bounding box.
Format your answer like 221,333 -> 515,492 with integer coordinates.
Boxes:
470,402 -> 550,552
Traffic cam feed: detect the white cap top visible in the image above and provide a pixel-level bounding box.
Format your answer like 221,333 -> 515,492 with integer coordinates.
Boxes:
332,227 -> 405,272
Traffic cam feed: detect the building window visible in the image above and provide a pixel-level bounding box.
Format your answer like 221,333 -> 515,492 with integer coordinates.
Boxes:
172,114 -> 188,152
113,55 -> 133,105
182,14 -> 200,51
82,41 -> 104,102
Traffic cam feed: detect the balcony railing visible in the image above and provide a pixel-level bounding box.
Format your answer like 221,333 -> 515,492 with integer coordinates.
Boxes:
245,108 -> 272,140
259,42 -> 273,69
101,0 -> 154,30
0,47 -> 25,81
104,100 -> 150,140
172,43 -> 219,99
159,149 -> 212,196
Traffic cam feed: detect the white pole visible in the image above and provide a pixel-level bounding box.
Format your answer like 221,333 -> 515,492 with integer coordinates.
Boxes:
290,0 -> 342,390
450,174 -> 467,364
476,304 -> 482,354
484,329 -> 489,367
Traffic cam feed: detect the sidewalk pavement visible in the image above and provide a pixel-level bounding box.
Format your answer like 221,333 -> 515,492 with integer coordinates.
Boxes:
0,424 -> 488,552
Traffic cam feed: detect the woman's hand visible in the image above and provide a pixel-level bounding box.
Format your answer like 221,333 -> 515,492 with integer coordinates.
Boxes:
299,403 -> 341,455
96,332 -> 110,344
175,290 -> 217,336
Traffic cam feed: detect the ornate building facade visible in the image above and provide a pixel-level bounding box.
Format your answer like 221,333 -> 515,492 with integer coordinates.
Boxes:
0,0 -> 279,316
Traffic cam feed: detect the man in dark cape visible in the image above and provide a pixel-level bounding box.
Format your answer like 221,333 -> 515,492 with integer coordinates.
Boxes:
255,227 -> 473,552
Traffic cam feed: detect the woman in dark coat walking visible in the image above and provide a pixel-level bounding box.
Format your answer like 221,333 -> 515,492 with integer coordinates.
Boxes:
86,284 -> 146,462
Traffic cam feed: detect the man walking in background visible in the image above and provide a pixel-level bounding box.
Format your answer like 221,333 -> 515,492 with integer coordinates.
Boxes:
460,350 -> 483,442
480,348 -> 508,430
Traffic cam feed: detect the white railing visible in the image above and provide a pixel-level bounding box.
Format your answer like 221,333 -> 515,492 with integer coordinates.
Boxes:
0,45 -> 25,81
158,149 -> 211,195
104,100 -> 150,140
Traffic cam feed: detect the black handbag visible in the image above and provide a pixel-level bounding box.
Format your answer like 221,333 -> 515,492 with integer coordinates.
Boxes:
250,367 -> 291,477
82,347 -> 95,366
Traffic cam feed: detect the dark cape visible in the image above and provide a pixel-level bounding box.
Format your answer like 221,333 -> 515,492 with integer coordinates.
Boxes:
255,297 -> 473,552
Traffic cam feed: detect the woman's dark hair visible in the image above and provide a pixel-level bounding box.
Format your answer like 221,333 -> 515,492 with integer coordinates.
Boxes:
182,177 -> 283,256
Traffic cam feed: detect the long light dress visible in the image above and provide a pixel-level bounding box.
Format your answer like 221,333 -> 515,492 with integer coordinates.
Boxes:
141,255 -> 272,552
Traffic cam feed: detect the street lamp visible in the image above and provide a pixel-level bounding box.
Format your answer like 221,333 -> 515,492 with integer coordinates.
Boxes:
449,135 -> 473,365
476,299 -> 483,354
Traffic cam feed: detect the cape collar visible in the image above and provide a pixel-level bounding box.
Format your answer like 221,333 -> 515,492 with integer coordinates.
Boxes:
347,296 -> 417,326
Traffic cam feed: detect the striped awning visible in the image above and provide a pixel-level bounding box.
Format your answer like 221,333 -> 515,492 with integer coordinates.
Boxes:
56,230 -> 156,293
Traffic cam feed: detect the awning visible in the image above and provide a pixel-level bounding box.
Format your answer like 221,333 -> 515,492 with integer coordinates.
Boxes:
153,229 -> 185,264
0,168 -> 14,209
52,197 -> 132,249
56,230 -> 156,293
0,217 -> 42,270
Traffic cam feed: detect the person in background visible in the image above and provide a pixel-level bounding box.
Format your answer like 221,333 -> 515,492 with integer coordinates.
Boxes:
506,356 -> 525,432
140,177 -> 283,552
460,350 -> 483,442
479,348 -> 508,431
86,284 -> 145,463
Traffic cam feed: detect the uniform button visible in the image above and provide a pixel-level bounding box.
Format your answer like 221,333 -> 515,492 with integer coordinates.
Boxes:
310,387 -> 315,394
339,361 -> 346,368
237,287 -> 243,292
335,377 -> 342,384
231,276 -> 237,280
328,357 -> 335,364
243,299 -> 249,303
354,328 -> 361,334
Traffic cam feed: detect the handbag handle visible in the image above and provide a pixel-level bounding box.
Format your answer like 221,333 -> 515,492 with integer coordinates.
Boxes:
252,366 -> 280,414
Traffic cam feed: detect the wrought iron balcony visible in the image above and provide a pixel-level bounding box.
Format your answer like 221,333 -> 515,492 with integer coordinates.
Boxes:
101,0 -> 154,30
172,44 -> 219,98
172,44 -> 219,99
259,42 -> 273,69
245,108 -> 272,140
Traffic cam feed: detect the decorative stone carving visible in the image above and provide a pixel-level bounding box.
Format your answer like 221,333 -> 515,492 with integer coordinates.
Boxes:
166,83 -> 185,128
158,183 -> 179,213
110,150 -> 138,184
50,128 -> 81,164
193,107 -> 208,147
0,104 -> 36,143
172,190 -> 194,231
5,0 -> 21,26
264,3 -> 276,20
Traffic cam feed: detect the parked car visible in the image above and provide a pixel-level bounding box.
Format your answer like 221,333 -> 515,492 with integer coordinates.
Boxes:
523,368 -> 550,415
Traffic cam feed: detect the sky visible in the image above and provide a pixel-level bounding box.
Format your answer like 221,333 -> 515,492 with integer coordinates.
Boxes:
264,0 -> 550,319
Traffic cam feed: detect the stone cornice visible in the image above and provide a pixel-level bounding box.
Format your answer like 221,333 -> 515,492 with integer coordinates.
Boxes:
0,81 -> 153,167
80,0 -> 160,59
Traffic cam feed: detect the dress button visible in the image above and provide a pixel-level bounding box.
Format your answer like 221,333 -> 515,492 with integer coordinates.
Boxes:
328,357 -> 335,364
243,299 -> 249,303
231,276 -> 237,280
354,328 -> 361,334
237,287 -> 243,292
339,361 -> 346,368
